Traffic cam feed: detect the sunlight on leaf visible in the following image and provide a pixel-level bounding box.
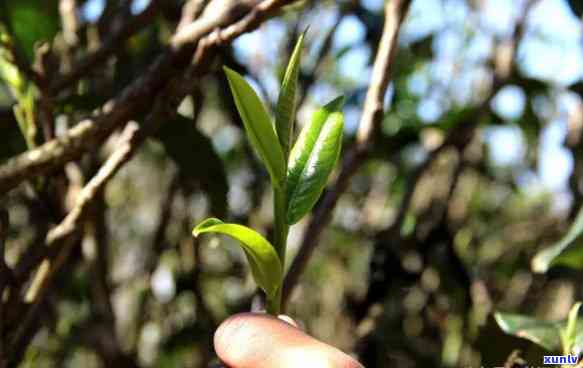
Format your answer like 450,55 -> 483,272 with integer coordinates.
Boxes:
224,67 -> 286,188
193,218 -> 282,297
287,96 -> 344,224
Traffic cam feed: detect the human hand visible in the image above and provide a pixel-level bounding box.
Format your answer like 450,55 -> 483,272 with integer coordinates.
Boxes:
214,313 -> 364,368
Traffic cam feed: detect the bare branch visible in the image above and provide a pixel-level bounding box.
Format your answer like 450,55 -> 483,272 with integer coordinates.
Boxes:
24,121 -> 140,305
9,63 -> 174,367
12,50 -> 216,352
386,0 -> 539,226
0,0 -> 296,195
355,1 -> 410,146
349,0 -> 541,328
282,0 -> 540,307
6,3 -> 299,357
10,121 -> 143,355
282,0 -> 412,306
177,0 -> 209,32
59,0 -> 79,47
50,0 -> 161,93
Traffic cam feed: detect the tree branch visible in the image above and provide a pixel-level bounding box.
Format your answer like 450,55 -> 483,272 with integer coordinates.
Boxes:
50,0 -> 162,93
0,0 -> 296,195
8,120 -> 146,361
349,0 -> 541,330
177,0 -> 208,32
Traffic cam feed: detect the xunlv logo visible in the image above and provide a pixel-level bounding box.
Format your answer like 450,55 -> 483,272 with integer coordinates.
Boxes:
543,355 -> 580,365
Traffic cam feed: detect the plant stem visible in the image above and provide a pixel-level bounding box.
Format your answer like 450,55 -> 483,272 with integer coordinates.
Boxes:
270,185 -> 289,315
266,288 -> 282,316
273,186 -> 289,263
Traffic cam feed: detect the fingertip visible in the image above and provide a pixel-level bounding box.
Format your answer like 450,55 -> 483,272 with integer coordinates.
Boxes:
213,313 -> 364,368
213,313 -> 256,366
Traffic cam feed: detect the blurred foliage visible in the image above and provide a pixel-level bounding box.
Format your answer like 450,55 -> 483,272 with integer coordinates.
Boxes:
0,0 -> 59,61
495,310 -> 583,353
533,207 -> 583,272
1,0 -> 583,367
156,116 -> 228,217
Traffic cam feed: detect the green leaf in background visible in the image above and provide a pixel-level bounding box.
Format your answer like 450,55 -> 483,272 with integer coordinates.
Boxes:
561,302 -> 581,354
275,31 -> 305,156
192,218 -> 282,298
0,26 -> 39,149
494,312 -> 583,353
156,117 -> 228,217
1,0 -> 59,61
0,53 -> 23,91
532,207 -> 583,273
286,96 -> 344,224
12,88 -> 37,148
223,67 -> 286,187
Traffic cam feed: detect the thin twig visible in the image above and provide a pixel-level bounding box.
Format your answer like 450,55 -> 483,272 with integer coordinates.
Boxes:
59,0 -> 79,47
10,121 -> 141,355
386,0 -> 539,236
0,0 -> 295,195
282,0 -> 412,307
24,121 -> 140,303
350,0 -> 542,339
50,0 -> 161,93
177,0 -> 209,32
11,48 -> 217,355
85,188 -> 137,367
7,2 -> 300,353
33,43 -> 57,141
390,125 -> 475,235
135,174 -> 180,332
283,0 -> 540,307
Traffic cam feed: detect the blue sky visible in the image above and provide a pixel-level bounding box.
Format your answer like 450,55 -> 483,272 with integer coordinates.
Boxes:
234,0 -> 583,198
83,0 -> 583,200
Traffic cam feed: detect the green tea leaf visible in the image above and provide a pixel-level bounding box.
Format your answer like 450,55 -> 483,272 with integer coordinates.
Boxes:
286,96 -> 344,224
495,312 -> 583,353
532,207 -> 583,273
275,31 -> 305,156
192,218 -> 282,297
156,117 -> 228,217
223,67 -> 286,187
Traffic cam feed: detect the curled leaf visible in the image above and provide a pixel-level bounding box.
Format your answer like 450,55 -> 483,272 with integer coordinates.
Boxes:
286,96 -> 344,224
193,218 -> 282,297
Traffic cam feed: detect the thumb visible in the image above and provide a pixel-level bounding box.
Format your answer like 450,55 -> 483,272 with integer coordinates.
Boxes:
214,313 -> 363,368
